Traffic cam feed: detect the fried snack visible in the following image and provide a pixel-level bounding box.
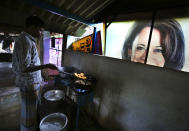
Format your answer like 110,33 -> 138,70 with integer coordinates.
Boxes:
74,73 -> 87,79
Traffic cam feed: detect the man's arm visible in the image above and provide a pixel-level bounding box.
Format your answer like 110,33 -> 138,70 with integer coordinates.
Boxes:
24,63 -> 57,73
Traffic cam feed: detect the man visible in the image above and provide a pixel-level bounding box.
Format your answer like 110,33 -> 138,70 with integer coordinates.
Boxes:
12,15 -> 57,131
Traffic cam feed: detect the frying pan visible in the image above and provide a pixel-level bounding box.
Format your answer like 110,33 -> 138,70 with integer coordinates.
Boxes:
57,66 -> 92,80
57,66 -> 96,91
57,66 -> 80,78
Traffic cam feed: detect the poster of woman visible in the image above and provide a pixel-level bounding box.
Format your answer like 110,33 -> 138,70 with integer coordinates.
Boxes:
106,9 -> 189,72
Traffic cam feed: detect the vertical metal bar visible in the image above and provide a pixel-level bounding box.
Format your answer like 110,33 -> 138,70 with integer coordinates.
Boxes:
57,38 -> 59,66
61,34 -> 67,66
62,34 -> 68,50
103,18 -> 107,55
144,11 -> 157,64
92,27 -> 97,53
40,33 -> 44,64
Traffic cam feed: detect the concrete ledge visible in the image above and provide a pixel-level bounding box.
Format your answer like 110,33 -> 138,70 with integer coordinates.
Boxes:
0,86 -> 21,115
0,86 -> 19,97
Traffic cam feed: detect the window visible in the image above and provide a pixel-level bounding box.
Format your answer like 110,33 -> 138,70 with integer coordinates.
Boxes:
49,33 -> 63,67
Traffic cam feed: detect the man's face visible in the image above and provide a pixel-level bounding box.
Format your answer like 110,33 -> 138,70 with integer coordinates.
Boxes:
32,26 -> 43,38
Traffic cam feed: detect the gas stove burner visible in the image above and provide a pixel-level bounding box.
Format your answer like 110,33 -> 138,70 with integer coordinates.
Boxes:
72,82 -> 92,93
75,88 -> 87,93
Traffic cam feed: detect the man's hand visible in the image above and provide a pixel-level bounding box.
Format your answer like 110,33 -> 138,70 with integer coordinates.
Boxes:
45,63 -> 57,70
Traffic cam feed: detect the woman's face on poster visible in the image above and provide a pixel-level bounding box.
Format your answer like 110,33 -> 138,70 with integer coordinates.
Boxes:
131,27 -> 165,67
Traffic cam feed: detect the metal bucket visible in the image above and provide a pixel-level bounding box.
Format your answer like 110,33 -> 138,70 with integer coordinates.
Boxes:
40,112 -> 68,131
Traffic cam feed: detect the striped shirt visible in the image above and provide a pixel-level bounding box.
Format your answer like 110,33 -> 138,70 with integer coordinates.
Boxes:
12,32 -> 42,89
